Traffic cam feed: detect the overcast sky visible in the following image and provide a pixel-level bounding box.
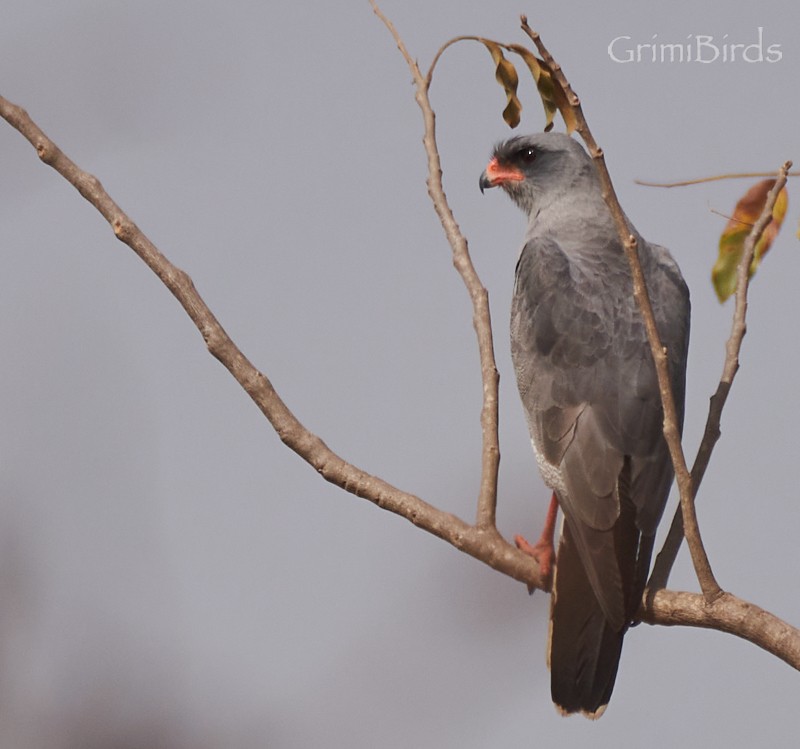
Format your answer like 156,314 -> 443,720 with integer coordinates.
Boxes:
1,1 -> 799,747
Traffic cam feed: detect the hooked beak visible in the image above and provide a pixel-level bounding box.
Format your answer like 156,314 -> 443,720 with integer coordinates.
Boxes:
479,157 -> 524,194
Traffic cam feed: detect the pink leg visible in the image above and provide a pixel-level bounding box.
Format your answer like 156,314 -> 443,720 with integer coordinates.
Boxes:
515,492 -> 558,587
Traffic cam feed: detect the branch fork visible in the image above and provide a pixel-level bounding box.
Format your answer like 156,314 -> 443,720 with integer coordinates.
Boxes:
0,1 -> 797,673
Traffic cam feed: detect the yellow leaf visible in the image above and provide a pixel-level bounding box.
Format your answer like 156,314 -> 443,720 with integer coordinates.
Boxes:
711,180 -> 788,302
507,44 -> 578,134
480,40 -> 521,128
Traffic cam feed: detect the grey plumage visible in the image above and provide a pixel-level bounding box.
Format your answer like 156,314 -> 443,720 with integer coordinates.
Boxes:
480,133 -> 690,717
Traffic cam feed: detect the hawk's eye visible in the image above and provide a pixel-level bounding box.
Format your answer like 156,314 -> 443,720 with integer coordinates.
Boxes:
516,147 -> 536,165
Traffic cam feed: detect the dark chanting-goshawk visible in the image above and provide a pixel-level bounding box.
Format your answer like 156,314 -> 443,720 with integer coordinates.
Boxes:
480,132 -> 690,717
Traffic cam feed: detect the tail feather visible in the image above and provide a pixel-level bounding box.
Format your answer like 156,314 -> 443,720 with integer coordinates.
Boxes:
548,522 -> 624,718
548,460 -> 646,717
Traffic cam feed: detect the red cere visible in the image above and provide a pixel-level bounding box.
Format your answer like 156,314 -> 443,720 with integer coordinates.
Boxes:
485,157 -> 525,186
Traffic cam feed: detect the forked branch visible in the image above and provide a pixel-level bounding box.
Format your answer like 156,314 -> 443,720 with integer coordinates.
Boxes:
0,93 -> 540,588
650,163 -> 792,588
1,2 -> 798,674
518,16 -> 722,602
369,0 -> 501,532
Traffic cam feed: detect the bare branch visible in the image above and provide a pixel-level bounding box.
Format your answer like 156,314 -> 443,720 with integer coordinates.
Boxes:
642,590 -> 800,671
650,163 -> 792,589
426,35 -> 507,86
0,93 -> 542,589
636,170 -> 799,188
518,17 -> 722,602
3,6 -> 799,673
370,0 -> 501,531
427,35 -> 475,84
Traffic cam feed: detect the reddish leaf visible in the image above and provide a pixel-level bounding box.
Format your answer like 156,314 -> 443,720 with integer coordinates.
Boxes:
712,180 -> 788,302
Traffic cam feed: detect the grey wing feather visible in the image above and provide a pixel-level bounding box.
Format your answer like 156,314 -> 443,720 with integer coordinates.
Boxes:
512,235 -> 689,626
632,242 -> 690,532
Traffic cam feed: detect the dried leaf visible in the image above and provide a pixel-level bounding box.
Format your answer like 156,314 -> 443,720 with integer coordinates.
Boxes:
712,180 -> 788,302
480,40 -> 521,128
507,44 -> 578,134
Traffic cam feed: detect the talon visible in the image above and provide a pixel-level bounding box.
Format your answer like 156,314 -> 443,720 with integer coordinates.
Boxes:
515,533 -> 554,588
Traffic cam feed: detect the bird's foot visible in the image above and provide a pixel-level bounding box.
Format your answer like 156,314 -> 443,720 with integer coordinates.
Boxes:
514,533 -> 554,590
515,492 -> 559,592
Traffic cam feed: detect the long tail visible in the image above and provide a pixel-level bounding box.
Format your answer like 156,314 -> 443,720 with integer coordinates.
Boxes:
547,520 -> 626,718
548,461 -> 649,718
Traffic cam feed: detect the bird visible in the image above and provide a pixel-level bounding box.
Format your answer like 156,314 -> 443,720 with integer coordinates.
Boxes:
479,132 -> 690,717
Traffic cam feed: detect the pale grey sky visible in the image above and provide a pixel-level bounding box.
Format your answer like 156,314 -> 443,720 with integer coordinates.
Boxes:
1,1 -> 798,747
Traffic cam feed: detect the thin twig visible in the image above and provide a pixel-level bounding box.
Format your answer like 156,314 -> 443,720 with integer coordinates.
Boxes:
427,35 -> 475,84
518,16 -> 722,602
709,208 -> 742,224
636,170 -> 799,188
370,0 -> 501,531
649,163 -> 792,589
425,35 -> 530,87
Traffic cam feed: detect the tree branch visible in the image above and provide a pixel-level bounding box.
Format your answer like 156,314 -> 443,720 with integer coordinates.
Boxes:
642,589 -> 800,671
0,93 -> 541,589
636,170 -> 799,188
518,16 -> 722,602
370,0 -> 501,531
649,163 -> 792,589
2,5 -> 799,675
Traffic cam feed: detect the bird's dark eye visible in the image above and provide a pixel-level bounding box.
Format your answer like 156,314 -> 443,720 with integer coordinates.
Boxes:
516,147 -> 536,165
